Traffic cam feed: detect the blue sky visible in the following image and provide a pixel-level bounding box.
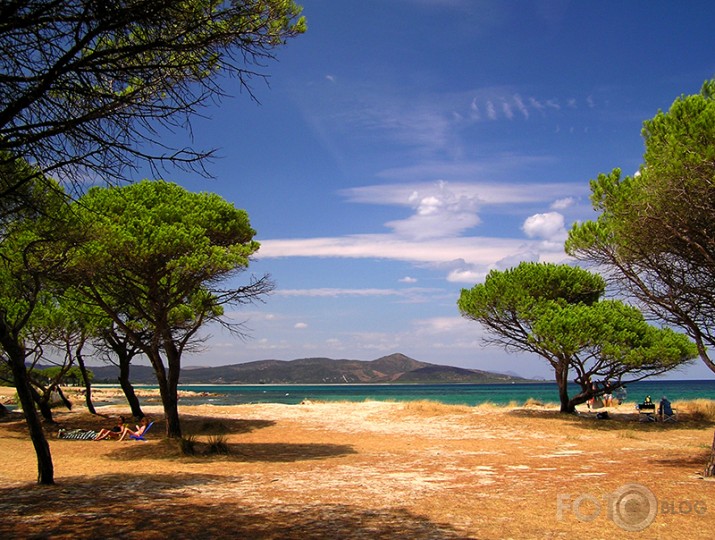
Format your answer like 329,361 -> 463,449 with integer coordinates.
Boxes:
169,1 -> 715,380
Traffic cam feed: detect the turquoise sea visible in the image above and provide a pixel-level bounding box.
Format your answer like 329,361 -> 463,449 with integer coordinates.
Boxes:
141,379 -> 715,407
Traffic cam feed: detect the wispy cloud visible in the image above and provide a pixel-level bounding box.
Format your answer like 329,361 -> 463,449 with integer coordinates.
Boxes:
274,287 -> 446,304
294,77 -> 599,161
258,180 -> 585,283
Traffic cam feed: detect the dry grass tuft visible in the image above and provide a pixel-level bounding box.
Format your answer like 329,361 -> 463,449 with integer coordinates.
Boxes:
675,399 -> 715,422
399,400 -> 473,415
523,397 -> 544,407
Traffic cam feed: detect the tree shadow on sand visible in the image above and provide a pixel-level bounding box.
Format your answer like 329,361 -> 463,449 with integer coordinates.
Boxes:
0,473 -> 466,539
507,407 -> 714,431
107,440 -> 358,463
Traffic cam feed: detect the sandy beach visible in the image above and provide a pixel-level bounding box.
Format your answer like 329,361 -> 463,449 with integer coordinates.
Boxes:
1,386 -> 714,539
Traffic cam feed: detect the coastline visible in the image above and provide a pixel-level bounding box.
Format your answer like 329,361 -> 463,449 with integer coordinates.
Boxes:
2,389 -> 715,538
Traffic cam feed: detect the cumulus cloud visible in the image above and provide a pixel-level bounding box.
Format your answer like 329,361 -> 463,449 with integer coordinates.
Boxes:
386,181 -> 481,240
522,212 -> 567,242
399,276 -> 418,283
294,322 -> 308,329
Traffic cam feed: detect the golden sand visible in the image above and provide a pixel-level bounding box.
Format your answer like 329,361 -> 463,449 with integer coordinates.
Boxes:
1,388 -> 714,539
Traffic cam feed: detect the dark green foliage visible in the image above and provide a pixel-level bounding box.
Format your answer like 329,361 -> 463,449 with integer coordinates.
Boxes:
458,262 -> 696,413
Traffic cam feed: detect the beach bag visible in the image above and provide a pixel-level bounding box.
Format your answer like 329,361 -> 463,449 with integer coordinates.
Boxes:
58,429 -> 98,440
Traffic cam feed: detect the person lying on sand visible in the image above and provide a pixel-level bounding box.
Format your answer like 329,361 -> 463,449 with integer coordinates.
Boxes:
94,416 -> 127,441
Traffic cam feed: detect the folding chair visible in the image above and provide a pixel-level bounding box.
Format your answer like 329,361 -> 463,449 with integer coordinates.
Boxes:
129,421 -> 154,441
659,401 -> 677,423
637,403 -> 656,422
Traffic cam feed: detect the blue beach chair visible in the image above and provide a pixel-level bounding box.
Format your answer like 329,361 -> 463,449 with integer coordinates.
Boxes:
129,421 -> 154,441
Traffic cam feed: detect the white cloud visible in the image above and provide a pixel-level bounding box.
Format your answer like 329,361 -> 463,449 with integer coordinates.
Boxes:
277,288 -> 400,298
514,94 -> 529,119
399,276 -> 418,283
273,287 -> 445,305
522,212 -> 567,242
486,100 -> 497,120
529,97 -> 545,113
258,180 -> 583,280
501,100 -> 514,119
254,180 -> 585,295
551,197 -> 575,210
294,322 -> 308,329
446,268 -> 486,283
259,235 -> 539,267
386,182 -> 481,240
470,97 -> 480,120
412,316 -> 473,334
342,180 -> 579,207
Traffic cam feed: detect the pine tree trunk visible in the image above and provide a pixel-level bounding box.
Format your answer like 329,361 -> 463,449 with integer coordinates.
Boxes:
30,384 -> 54,423
705,431 -> 715,478
165,353 -> 182,439
76,353 -> 96,414
7,351 -> 54,484
118,355 -> 143,419
119,370 -> 144,418
147,349 -> 181,439
554,361 -> 574,413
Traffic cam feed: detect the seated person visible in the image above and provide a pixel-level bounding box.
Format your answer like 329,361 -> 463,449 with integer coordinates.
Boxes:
94,416 -> 127,441
658,396 -> 673,417
119,416 -> 150,441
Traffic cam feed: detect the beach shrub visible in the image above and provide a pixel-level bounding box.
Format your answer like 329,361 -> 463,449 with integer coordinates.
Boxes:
207,434 -> 229,455
180,434 -> 197,456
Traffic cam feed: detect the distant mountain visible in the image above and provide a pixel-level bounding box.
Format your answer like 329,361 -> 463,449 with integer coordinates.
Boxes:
88,353 -> 531,384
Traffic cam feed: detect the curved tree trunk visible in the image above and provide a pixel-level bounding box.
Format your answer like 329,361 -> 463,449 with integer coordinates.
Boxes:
118,357 -> 143,419
55,386 -> 73,410
105,329 -> 144,418
30,384 -> 54,423
76,353 -> 96,414
147,348 -> 181,439
4,342 -> 54,484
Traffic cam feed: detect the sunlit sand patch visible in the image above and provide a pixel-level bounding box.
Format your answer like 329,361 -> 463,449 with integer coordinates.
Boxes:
505,464 -> 530,471
537,449 -> 584,458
